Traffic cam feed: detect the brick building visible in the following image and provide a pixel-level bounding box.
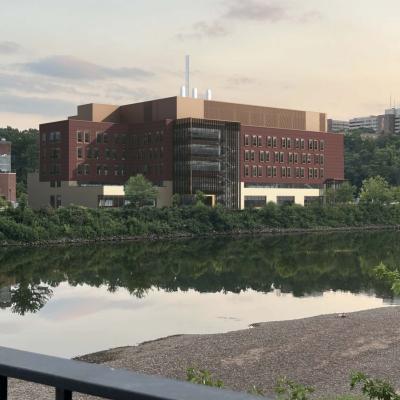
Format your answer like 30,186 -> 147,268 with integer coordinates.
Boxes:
28,97 -> 344,209
0,139 -> 16,204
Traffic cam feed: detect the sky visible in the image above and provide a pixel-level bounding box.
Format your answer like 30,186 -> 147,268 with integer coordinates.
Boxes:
1,0 -> 400,129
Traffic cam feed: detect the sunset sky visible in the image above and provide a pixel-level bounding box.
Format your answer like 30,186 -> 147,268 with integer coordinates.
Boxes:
1,0 -> 400,129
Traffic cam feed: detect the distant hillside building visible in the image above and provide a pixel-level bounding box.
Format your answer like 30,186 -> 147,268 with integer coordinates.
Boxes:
327,119 -> 349,133
349,116 -> 378,132
28,96 -> 344,209
0,139 -> 16,204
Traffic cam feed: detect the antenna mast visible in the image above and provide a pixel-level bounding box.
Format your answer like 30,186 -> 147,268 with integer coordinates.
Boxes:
185,55 -> 190,97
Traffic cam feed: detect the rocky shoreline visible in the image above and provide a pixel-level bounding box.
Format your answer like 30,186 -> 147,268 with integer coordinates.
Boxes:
8,307 -> 400,399
1,224 -> 399,247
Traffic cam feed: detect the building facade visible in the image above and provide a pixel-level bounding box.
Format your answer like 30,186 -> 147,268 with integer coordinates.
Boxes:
327,119 -> 349,133
28,97 -> 344,209
0,139 -> 16,204
349,116 -> 378,132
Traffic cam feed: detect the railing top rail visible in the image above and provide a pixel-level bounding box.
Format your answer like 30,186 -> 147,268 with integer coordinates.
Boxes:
0,347 -> 261,400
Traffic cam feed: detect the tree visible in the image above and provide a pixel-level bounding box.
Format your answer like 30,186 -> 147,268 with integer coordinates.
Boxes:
359,176 -> 393,205
124,174 -> 158,207
325,182 -> 355,204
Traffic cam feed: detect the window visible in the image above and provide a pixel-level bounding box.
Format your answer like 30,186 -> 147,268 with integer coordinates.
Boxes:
308,139 -> 313,150
51,148 -> 60,160
50,195 -> 55,208
244,196 -> 266,209
265,151 -> 270,162
94,148 -> 100,160
41,133 -> 47,143
281,166 -> 286,177
295,138 -> 300,149
314,154 -> 319,164
300,167 -> 305,178
96,132 -> 103,144
84,131 -> 90,143
245,135 -> 250,146
105,148 -> 111,160
314,140 -> 318,150
288,153 -> 293,163
267,166 -> 272,177
84,164 -> 90,175
277,196 -> 294,206
314,168 -> 319,178
87,148 -> 93,159
287,167 -> 291,177
295,167 -> 300,178
77,164 -> 83,175
96,165 -> 102,175
320,140 -> 325,150
50,181 -> 55,188
294,153 -> 299,163
273,166 -> 277,177
245,150 -> 250,161
282,137 -> 287,148
279,152 -> 284,163
251,150 -> 255,161
245,165 -> 250,177
320,168 -> 324,178
274,152 -> 279,162
104,165 -> 109,176
308,168 -> 314,178
302,153 -> 307,164
273,137 -> 277,148
287,138 -> 292,149
258,166 -> 263,177
103,132 -> 109,143
259,151 -> 265,162
57,180 -> 61,188
77,131 -> 83,143
77,147 -> 83,159
258,136 -> 262,147
252,135 -> 257,146
122,150 -> 126,160
307,154 -> 312,164
301,139 -> 305,149
320,155 -> 324,165
56,195 -> 61,208
267,136 -> 272,147
252,165 -> 257,177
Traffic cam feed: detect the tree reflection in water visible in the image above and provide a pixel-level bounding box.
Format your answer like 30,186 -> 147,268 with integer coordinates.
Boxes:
0,231 -> 399,315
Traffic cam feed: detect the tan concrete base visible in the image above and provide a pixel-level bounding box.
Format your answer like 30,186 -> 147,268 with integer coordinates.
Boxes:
27,173 -> 173,209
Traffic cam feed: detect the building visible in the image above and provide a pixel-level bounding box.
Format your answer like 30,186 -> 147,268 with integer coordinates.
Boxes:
349,116 -> 378,132
0,139 -> 16,204
28,96 -> 344,209
385,108 -> 400,134
327,119 -> 349,133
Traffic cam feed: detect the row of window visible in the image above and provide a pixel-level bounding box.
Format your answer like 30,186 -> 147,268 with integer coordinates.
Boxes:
77,164 -> 126,176
244,150 -> 325,165
77,147 -> 127,161
244,135 -> 325,151
244,165 -> 325,179
75,130 -> 165,145
42,131 -> 61,143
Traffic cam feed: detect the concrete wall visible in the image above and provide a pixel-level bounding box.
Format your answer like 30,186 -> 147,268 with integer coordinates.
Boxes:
240,182 -> 321,209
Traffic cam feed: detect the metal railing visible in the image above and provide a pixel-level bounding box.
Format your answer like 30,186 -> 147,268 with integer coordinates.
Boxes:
0,346 -> 260,400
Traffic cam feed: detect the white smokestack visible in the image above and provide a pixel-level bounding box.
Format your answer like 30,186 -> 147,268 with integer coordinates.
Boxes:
206,89 -> 212,100
180,85 -> 187,97
192,88 -> 198,99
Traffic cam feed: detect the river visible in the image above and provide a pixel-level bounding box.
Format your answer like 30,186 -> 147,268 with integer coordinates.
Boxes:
0,231 -> 398,357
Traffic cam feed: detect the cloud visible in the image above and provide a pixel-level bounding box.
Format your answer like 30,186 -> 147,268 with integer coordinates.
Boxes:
0,41 -> 21,54
21,55 -> 154,80
298,10 -> 322,23
0,94 -> 75,116
223,0 -> 286,22
177,21 -> 229,40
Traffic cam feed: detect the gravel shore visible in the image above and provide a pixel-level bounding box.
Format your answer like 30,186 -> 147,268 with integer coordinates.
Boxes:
8,306 -> 400,399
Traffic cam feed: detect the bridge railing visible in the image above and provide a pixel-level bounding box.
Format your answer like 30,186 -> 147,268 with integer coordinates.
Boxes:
0,346 -> 262,400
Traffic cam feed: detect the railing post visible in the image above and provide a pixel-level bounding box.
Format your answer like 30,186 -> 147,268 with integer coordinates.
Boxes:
0,375 -> 7,400
55,388 -> 72,400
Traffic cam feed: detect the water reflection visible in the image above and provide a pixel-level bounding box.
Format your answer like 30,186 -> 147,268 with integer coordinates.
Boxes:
0,231 -> 399,315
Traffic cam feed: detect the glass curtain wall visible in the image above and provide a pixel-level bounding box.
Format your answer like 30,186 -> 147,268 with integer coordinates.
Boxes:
173,118 -> 240,209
